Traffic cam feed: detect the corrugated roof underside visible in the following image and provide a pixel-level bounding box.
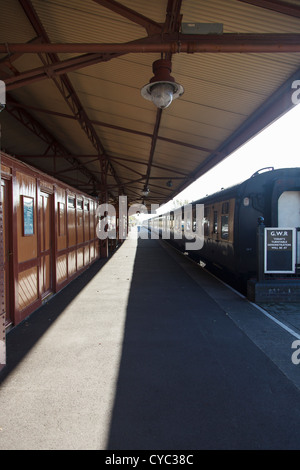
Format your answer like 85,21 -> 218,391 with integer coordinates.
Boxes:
1,0 -> 300,204
182,0 -> 300,33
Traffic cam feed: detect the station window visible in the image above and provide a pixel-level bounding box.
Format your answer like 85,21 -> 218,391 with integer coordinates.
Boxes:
68,196 -> 75,208
58,202 -> 65,236
22,196 -> 34,236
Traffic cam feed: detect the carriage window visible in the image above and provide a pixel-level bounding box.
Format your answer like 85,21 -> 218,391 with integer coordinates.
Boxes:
170,212 -> 174,230
221,215 -> 229,239
222,202 -> 229,214
192,206 -> 197,232
204,206 -> 210,236
213,210 -> 218,234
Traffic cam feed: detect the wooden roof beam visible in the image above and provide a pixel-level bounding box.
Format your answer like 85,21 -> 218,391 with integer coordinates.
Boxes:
17,0 -> 124,197
92,0 -> 162,35
3,33 -> 300,54
237,0 -> 300,18
4,33 -> 300,91
6,99 -> 103,190
3,100 -> 214,155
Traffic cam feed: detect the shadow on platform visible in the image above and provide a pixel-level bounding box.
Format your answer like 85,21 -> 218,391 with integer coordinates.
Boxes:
106,237 -> 300,450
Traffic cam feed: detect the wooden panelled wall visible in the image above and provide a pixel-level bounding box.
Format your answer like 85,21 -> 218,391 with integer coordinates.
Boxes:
1,153 -> 100,327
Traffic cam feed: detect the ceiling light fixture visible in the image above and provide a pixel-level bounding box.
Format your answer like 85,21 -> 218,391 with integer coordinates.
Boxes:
141,186 -> 150,197
141,59 -> 184,109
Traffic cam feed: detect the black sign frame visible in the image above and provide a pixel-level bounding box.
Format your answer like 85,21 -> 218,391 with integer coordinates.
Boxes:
264,227 -> 296,274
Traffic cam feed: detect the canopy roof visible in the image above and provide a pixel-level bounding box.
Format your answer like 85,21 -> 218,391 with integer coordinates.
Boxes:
1,0 -> 300,206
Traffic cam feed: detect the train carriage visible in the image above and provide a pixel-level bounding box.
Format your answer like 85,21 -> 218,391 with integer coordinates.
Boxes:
152,167 -> 300,285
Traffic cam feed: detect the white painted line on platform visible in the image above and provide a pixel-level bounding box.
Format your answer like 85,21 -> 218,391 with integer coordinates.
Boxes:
217,274 -> 300,340
249,301 -> 300,340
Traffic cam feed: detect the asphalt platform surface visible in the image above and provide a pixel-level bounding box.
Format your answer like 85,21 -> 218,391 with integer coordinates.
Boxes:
1,229 -> 300,450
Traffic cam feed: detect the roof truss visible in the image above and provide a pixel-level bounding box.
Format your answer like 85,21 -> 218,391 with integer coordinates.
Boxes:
1,0 -> 300,205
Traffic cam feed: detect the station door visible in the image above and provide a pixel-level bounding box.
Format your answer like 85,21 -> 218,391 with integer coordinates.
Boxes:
39,191 -> 53,299
1,178 -> 12,327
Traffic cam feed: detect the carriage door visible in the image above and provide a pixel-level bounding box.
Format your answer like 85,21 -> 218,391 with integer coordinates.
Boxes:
278,191 -> 300,265
39,191 -> 53,299
1,179 -> 12,327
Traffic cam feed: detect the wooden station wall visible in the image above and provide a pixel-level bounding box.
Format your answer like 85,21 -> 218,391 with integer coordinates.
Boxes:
1,152 -> 100,328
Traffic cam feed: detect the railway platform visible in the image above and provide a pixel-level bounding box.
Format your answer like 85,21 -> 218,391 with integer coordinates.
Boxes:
1,227 -> 300,450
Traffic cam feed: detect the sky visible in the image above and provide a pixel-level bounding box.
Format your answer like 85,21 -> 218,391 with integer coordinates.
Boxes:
156,102 -> 300,214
